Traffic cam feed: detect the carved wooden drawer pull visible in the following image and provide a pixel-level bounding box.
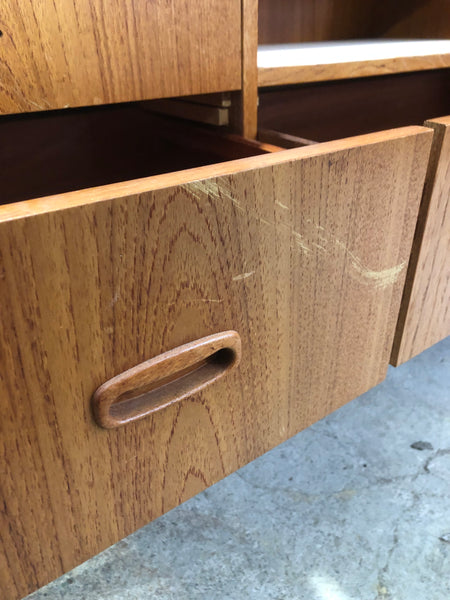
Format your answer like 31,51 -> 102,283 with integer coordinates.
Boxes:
92,331 -> 241,429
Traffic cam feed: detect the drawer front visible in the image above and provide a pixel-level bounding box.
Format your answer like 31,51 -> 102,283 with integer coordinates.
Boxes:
392,116 -> 450,365
0,1 -> 242,115
0,127 -> 431,598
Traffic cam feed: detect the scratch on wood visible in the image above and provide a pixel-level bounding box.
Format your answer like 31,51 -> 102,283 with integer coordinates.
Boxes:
353,260 -> 407,288
292,231 -> 311,254
111,291 -> 120,306
185,180 -> 244,212
7,80 -> 48,111
334,239 -> 406,288
28,99 -> 47,111
305,221 -> 407,288
168,298 -> 223,308
232,271 -> 255,282
312,242 -> 326,251
180,189 -> 404,287
276,200 -> 289,210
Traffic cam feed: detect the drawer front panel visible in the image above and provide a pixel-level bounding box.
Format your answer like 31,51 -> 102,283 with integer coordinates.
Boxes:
0,0 -> 242,114
392,116 -> 450,364
0,128 -> 431,598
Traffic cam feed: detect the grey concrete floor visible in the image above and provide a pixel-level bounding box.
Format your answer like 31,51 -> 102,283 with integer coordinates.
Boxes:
28,337 -> 450,600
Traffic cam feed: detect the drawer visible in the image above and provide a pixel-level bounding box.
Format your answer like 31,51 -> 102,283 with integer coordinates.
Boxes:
391,115 -> 450,364
0,0 -> 242,115
258,69 -> 450,364
0,104 -> 432,598
258,69 -> 450,144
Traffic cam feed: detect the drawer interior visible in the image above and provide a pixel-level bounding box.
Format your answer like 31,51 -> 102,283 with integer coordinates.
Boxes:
0,104 -> 271,206
258,69 -> 450,144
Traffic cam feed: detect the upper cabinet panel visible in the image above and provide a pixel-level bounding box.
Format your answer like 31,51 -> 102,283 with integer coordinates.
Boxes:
258,0 -> 450,44
258,0 -> 450,85
0,0 -> 242,115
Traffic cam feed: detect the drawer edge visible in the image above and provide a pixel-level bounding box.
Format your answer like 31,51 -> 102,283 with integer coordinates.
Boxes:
0,126 -> 432,224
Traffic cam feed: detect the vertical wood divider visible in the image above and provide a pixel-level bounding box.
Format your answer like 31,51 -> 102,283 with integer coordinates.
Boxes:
231,0 -> 258,138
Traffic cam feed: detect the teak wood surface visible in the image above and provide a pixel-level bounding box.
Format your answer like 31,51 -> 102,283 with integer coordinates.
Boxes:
0,127 -> 432,599
93,331 -> 242,429
258,70 -> 450,144
229,0 -> 258,139
258,49 -> 450,87
258,0 -> 450,44
391,116 -> 450,365
240,0 -> 258,138
257,0 -> 450,85
0,106 -> 269,206
0,0 -> 242,114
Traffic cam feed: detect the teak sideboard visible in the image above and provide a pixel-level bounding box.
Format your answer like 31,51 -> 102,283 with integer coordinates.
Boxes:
0,1 -> 449,598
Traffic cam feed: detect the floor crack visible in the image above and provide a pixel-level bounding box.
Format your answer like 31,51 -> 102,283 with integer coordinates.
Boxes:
423,448 -> 450,474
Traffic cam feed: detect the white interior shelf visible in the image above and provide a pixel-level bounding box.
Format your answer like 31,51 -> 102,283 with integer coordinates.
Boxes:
258,39 -> 450,86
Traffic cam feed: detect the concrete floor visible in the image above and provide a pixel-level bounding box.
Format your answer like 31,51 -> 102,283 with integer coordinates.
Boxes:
28,336 -> 450,600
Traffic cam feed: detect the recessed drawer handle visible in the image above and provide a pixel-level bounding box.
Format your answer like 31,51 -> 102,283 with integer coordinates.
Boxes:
92,331 -> 241,429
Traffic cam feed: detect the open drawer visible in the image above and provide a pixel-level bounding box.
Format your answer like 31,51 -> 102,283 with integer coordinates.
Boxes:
258,69 -> 450,364
258,69 -> 450,144
0,104 -> 432,598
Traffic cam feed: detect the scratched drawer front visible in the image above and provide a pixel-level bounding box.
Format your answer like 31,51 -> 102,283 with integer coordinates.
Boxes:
0,0 -> 242,114
0,126 -> 432,599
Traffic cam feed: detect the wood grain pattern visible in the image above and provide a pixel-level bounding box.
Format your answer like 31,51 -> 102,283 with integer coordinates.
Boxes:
93,331 -> 242,429
258,0 -> 450,44
391,116 -> 450,365
259,0 -> 381,44
0,126 -> 431,221
258,49 -> 450,87
258,69 -> 450,144
258,1 -> 450,85
0,106 -> 271,206
0,0 -> 242,115
0,126 -> 432,599
230,0 -> 259,138
378,0 -> 450,39
241,0 -> 258,138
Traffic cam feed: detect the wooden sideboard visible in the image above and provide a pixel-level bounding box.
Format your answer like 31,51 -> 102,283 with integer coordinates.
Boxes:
0,2 -> 448,598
